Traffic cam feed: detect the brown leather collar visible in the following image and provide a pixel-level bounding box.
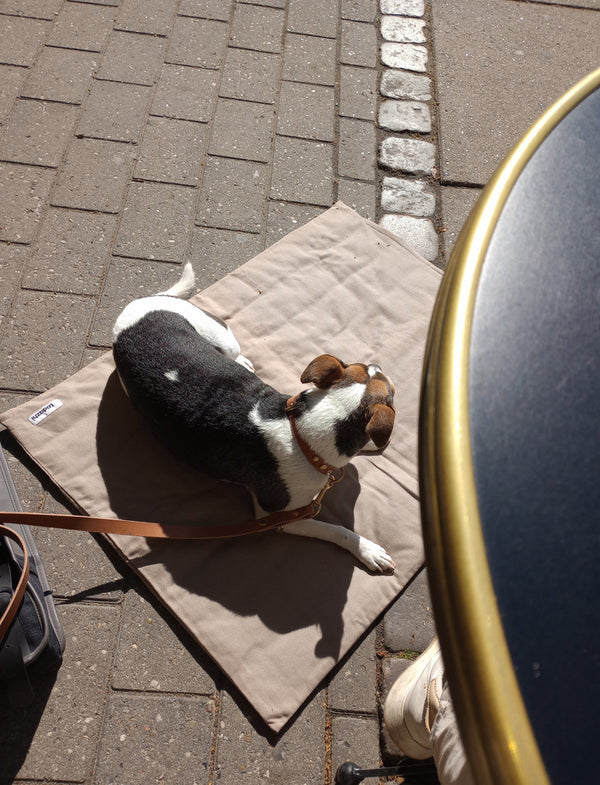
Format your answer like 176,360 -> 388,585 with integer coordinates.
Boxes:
286,395 -> 337,475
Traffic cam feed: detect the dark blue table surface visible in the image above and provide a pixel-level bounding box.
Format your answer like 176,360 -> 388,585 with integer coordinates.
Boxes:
468,87 -> 600,783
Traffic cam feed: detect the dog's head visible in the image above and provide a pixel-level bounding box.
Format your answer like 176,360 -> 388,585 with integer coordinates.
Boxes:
300,354 -> 396,456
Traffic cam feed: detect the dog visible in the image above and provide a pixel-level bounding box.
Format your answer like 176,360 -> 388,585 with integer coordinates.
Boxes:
112,263 -> 396,572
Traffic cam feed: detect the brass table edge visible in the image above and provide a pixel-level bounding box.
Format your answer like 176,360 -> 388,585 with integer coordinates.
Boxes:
419,68 -> 600,785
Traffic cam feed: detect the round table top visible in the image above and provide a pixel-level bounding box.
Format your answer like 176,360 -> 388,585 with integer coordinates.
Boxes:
469,79 -> 600,785
419,68 -> 600,785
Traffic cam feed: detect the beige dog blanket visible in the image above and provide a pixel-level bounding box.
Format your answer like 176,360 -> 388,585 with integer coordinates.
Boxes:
0,203 -> 441,732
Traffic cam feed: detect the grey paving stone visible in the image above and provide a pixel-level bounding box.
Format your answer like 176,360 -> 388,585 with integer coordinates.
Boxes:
379,136 -> 436,175
381,657 -> 413,757
380,214 -> 438,262
329,630 -> 377,713
1,0 -> 61,18
0,16 -> 49,66
134,116 -> 207,185
271,136 -> 334,206
379,99 -> 431,133
89,258 -> 184,347
112,589 -> 217,694
21,47 -> 97,104
341,20 -> 378,67
179,0 -> 235,20
340,65 -> 377,120
22,207 -> 116,295
77,80 -> 152,142
34,494 -> 125,600
167,15 -> 229,68
287,0 -> 337,38
0,289 -> 95,391
0,162 -> 55,243
381,15 -> 426,43
113,182 -> 195,262
265,201 -> 324,246
338,118 -> 376,181
196,156 -> 268,232
381,0 -> 425,14
152,63 -> 218,122
337,179 -> 376,221
380,68 -> 432,101
440,185 -> 481,263
331,715 -> 381,777
77,0 -> 119,5
94,693 -> 215,785
220,48 -> 280,104
48,1 -> 116,51
381,42 -> 428,72
51,138 -> 136,213
282,33 -> 336,86
0,65 -> 25,122
433,0 -> 600,184
0,604 -> 120,783
0,242 -> 28,326
189,227 -> 263,289
230,2 -> 285,53
215,690 -> 326,785
383,569 -> 436,652
342,0 -> 377,22
381,176 -> 435,217
96,30 -> 165,85
0,99 -> 78,167
209,98 -> 275,163
115,0 -> 178,35
277,82 -> 335,141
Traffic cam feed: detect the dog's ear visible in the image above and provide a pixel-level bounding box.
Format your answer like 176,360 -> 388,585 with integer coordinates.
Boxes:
300,354 -> 346,389
366,403 -> 395,448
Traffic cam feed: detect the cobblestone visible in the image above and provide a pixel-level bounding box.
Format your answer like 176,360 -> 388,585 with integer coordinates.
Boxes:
379,136 -> 436,175
380,214 -> 438,261
381,176 -> 435,216
381,42 -> 428,71
380,68 -> 432,101
381,15 -> 426,43
379,98 -> 431,132
381,0 -> 425,14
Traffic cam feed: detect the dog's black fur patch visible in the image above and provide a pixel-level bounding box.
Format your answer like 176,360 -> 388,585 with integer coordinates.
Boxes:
113,311 -> 291,512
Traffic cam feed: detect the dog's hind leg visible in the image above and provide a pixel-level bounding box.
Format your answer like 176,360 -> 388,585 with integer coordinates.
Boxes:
282,519 -> 395,573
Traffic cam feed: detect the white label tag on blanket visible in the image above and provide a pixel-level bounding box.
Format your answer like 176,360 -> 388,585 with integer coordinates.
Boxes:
28,399 -> 63,425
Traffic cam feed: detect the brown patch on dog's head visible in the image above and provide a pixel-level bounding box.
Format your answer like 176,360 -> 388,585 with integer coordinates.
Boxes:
365,402 -> 395,448
300,354 -> 347,389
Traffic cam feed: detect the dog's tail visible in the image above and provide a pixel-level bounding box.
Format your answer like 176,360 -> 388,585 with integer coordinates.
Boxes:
158,262 -> 196,299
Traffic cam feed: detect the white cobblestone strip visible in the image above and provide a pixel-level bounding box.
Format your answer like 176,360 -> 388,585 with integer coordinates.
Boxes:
378,0 -> 439,262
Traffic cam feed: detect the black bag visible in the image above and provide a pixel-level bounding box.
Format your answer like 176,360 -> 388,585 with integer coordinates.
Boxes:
0,447 -> 65,707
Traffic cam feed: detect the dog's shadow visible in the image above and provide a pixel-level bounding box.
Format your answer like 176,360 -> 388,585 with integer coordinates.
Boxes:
96,371 -> 360,660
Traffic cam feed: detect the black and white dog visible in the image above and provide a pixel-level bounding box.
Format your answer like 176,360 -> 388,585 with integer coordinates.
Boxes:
112,263 -> 396,572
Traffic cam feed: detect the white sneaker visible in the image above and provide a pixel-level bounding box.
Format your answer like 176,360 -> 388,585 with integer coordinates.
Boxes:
383,637 -> 443,759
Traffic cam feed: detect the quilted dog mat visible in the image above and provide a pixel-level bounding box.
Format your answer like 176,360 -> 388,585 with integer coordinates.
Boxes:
0,203 -> 442,732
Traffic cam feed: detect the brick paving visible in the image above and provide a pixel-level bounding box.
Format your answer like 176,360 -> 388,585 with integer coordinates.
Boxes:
1,1 -> 599,783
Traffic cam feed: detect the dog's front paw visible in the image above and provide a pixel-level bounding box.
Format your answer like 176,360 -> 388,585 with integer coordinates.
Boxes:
236,354 -> 255,373
356,537 -> 396,573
